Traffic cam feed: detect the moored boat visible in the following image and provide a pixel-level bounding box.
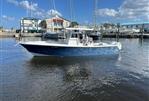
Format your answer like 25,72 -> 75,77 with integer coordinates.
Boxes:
42,31 -> 66,39
20,32 -> 122,57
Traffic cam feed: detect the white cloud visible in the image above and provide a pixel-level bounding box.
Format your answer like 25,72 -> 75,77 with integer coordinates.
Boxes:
47,9 -> 62,17
7,0 -> 19,6
7,0 -> 62,18
20,0 -> 38,11
7,0 -> 38,11
96,0 -> 149,20
96,8 -> 118,17
2,15 -> 15,21
118,0 -> 149,20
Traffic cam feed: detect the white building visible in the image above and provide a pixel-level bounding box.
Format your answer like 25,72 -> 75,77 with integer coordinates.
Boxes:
20,17 -> 42,33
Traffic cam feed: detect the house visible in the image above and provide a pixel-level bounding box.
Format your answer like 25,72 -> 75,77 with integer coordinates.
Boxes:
121,22 -> 149,33
20,17 -> 43,33
44,15 -> 71,32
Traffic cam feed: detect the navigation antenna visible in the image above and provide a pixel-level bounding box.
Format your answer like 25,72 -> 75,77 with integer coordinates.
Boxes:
69,0 -> 75,38
52,0 -> 58,32
94,0 -> 98,30
70,0 -> 73,22
0,0 -> 2,27
30,1 -> 32,17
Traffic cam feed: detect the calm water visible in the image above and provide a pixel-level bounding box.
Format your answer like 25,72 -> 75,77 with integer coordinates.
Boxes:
0,38 -> 149,101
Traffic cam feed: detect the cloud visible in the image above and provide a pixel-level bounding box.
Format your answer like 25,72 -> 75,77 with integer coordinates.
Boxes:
7,0 -> 19,5
7,0 -> 62,18
2,15 -> 15,21
95,8 -> 118,17
96,0 -> 149,20
47,9 -> 62,17
7,0 -> 38,11
20,0 -> 38,11
118,0 -> 149,20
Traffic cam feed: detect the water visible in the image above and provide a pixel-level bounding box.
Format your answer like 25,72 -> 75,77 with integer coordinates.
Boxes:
0,38 -> 149,101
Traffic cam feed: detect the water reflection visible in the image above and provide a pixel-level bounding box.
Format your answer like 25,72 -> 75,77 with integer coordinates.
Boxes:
26,56 -> 123,101
29,56 -> 120,82
1,38 -> 149,101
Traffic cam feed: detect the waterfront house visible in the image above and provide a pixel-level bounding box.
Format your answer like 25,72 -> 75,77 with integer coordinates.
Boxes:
121,22 -> 149,33
44,15 -> 71,32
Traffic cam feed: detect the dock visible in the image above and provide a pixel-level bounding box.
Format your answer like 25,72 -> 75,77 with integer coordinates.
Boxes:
102,33 -> 149,39
0,32 -> 42,38
0,32 -> 15,37
0,32 -> 149,39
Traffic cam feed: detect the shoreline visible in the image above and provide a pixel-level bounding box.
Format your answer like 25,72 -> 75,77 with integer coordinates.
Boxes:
0,32 -> 149,39
0,32 -> 42,38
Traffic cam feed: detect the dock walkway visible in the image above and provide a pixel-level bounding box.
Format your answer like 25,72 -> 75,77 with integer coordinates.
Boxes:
102,33 -> 149,38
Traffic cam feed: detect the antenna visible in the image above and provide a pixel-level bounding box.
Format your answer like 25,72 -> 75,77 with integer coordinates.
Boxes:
52,0 -> 56,12
70,0 -> 73,22
70,0 -> 76,27
30,1 -> 32,17
52,0 -> 58,32
0,0 -> 3,26
26,6 -> 28,17
94,0 -> 98,29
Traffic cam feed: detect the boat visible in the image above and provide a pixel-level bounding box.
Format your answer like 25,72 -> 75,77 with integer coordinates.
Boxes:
86,30 -> 101,40
42,31 -> 66,39
19,32 -> 122,56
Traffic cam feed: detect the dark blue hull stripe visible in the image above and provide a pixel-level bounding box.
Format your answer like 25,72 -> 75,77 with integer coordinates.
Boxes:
21,44 -> 119,56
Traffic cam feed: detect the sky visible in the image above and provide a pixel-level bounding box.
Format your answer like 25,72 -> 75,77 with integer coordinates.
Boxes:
0,0 -> 149,28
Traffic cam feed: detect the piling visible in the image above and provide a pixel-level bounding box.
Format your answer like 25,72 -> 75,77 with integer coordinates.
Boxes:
116,23 -> 120,42
141,24 -> 144,39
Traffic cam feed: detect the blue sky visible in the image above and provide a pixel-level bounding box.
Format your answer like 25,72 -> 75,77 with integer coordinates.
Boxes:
0,0 -> 149,28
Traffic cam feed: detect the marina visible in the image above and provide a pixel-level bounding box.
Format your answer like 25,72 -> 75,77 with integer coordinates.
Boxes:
1,0 -> 149,101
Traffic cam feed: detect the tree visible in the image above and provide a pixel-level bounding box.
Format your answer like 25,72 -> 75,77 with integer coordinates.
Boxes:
103,23 -> 117,29
11,27 -> 14,31
69,21 -> 79,27
39,20 -> 47,29
0,26 -> 3,30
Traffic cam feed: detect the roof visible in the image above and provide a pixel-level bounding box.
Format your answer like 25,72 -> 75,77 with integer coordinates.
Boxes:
45,15 -> 71,22
121,21 -> 149,25
21,17 -> 40,21
58,16 -> 71,22
66,27 -> 94,31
